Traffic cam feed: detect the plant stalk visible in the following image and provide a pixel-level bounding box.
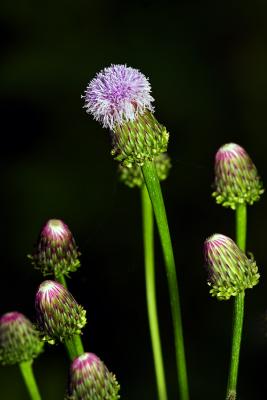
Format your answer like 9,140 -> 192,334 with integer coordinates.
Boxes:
141,184 -> 168,400
19,360 -> 42,400
57,273 -> 85,360
142,160 -> 189,400
226,203 -> 247,400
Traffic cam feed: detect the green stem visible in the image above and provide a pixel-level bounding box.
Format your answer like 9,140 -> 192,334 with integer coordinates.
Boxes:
64,335 -> 84,361
235,203 -> 247,251
19,360 -> 42,400
226,204 -> 247,400
56,274 -> 67,288
142,161 -> 189,400
141,185 -> 168,400
56,274 -> 85,360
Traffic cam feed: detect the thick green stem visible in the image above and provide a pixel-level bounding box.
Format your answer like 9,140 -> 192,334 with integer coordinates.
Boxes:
141,185 -> 168,400
56,274 -> 67,288
142,161 -> 189,400
19,360 -> 42,400
64,335 -> 84,361
56,274 -> 85,360
226,204 -> 247,400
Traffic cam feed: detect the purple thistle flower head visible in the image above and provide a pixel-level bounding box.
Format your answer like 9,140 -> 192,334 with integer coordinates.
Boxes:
35,280 -> 86,343
0,311 -> 44,365
204,233 -> 259,300
30,219 -> 80,279
67,352 -> 120,400
84,64 -> 154,130
212,143 -> 264,209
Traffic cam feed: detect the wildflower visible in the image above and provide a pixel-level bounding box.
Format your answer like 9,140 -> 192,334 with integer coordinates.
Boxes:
0,312 -> 43,365
31,219 -> 80,278
212,143 -> 263,209
204,234 -> 259,300
67,352 -> 120,400
84,64 -> 169,167
35,280 -> 86,343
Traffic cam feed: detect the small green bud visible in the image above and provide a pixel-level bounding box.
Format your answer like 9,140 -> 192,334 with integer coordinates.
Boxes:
67,353 -> 120,400
204,234 -> 260,300
35,280 -> 86,343
31,219 -> 81,279
0,312 -> 44,365
112,110 -> 169,167
118,153 -> 172,188
212,143 -> 264,209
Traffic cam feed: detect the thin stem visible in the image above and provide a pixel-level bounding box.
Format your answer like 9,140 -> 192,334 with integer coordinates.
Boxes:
142,161 -> 189,400
141,185 -> 168,400
56,274 -> 85,360
19,360 -> 42,400
235,204 -> 247,251
226,203 -> 247,400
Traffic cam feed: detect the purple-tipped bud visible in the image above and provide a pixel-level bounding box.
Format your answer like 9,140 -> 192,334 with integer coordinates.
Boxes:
67,353 -> 120,400
31,219 -> 80,278
212,143 -> 264,209
204,234 -> 259,300
35,280 -> 86,343
118,153 -> 172,188
0,312 -> 44,365
84,64 -> 169,167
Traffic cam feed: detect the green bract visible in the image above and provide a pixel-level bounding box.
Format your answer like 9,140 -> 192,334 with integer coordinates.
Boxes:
118,153 -> 171,188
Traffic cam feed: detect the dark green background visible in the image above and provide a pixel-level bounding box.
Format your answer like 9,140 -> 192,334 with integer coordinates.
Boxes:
1,0 -> 267,398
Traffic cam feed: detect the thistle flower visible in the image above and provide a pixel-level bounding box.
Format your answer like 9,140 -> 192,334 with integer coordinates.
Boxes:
204,234 -> 259,300
35,280 -> 86,343
31,219 -> 80,278
212,143 -> 264,209
0,312 -> 44,365
84,64 -> 169,167
118,153 -> 172,188
67,353 -> 120,400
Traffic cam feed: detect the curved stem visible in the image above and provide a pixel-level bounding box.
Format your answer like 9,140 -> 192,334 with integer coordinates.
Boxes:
57,274 -> 85,360
141,185 -> 168,400
142,161 -> 189,400
226,204 -> 247,400
19,360 -> 42,400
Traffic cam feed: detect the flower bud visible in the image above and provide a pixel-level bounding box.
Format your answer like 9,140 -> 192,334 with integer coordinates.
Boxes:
35,280 -> 86,342
67,352 -> 120,400
84,64 -> 169,167
31,219 -> 80,278
212,143 -> 264,209
118,153 -> 172,188
204,234 -> 259,300
0,312 -> 44,365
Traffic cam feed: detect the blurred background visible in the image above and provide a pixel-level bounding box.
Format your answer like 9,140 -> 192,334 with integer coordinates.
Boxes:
1,0 -> 267,398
